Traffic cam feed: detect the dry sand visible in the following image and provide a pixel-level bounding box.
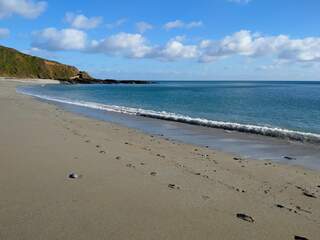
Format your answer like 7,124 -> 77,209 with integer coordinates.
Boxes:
0,79 -> 319,240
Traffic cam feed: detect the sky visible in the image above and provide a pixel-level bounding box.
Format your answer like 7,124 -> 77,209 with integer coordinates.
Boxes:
0,0 -> 320,80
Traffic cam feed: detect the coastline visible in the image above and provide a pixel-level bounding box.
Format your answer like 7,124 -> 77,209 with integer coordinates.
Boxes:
0,79 -> 319,239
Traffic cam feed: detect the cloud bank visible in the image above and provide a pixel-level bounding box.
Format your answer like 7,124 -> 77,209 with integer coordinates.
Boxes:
0,0 -> 47,19
32,28 -> 320,64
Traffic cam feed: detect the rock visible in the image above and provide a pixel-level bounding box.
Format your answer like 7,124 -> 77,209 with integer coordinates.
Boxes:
68,173 -> 80,179
294,235 -> 309,240
150,172 -> 157,176
276,204 -> 285,209
236,213 -> 255,223
99,150 -> 106,154
233,157 -> 242,161
115,156 -> 121,160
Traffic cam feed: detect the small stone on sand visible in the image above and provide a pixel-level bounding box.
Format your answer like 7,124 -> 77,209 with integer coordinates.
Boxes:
236,213 -> 255,223
168,184 -> 180,189
294,235 -> 309,240
68,173 -> 80,179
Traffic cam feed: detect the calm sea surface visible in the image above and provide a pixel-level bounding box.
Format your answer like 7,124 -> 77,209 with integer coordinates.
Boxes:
18,81 -> 320,136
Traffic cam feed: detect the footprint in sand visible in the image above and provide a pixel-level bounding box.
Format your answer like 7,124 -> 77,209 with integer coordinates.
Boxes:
126,163 -> 135,168
201,195 -> 210,200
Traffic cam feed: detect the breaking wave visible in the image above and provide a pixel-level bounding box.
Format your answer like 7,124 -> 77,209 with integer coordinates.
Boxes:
17,89 -> 320,144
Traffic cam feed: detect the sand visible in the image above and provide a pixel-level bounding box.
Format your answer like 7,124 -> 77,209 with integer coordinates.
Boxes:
0,79 -> 319,240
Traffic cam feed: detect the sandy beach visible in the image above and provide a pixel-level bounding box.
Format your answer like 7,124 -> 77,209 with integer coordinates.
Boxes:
0,79 -> 319,240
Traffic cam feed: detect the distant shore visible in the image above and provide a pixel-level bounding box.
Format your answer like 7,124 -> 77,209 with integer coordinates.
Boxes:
0,78 -> 319,240
0,76 -> 153,85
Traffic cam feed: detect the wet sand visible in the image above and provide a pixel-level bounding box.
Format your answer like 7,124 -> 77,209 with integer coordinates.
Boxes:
0,79 -> 319,240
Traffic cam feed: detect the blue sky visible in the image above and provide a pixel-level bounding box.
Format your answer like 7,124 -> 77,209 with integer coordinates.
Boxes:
1,0 -> 320,80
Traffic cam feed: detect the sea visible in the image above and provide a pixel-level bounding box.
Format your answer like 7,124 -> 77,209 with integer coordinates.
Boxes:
17,81 -> 320,169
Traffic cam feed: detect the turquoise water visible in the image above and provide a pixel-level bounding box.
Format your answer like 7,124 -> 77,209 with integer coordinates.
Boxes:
18,81 -> 320,143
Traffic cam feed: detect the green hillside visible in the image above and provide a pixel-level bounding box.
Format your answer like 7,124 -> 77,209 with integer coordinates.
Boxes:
0,45 -> 81,80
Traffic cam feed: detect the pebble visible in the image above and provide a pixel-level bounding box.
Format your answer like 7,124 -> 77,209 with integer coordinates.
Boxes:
294,236 -> 309,240
68,173 -> 80,179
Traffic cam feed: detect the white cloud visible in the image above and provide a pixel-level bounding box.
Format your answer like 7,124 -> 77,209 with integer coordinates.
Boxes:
90,32 -> 152,58
199,30 -> 320,63
163,20 -> 203,30
106,18 -> 126,29
136,21 -> 153,33
154,38 -> 199,61
0,0 -> 47,19
32,28 -> 87,51
0,27 -> 9,38
65,12 -> 102,29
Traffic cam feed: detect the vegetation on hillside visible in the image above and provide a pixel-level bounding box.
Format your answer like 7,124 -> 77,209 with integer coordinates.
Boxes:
0,45 -> 81,80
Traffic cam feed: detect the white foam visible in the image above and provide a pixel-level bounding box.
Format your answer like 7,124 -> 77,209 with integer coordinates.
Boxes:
18,89 -> 320,144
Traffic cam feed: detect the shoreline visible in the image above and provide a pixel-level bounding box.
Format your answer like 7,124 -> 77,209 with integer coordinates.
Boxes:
16,84 -> 320,144
17,82 -> 320,170
1,79 -> 320,239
